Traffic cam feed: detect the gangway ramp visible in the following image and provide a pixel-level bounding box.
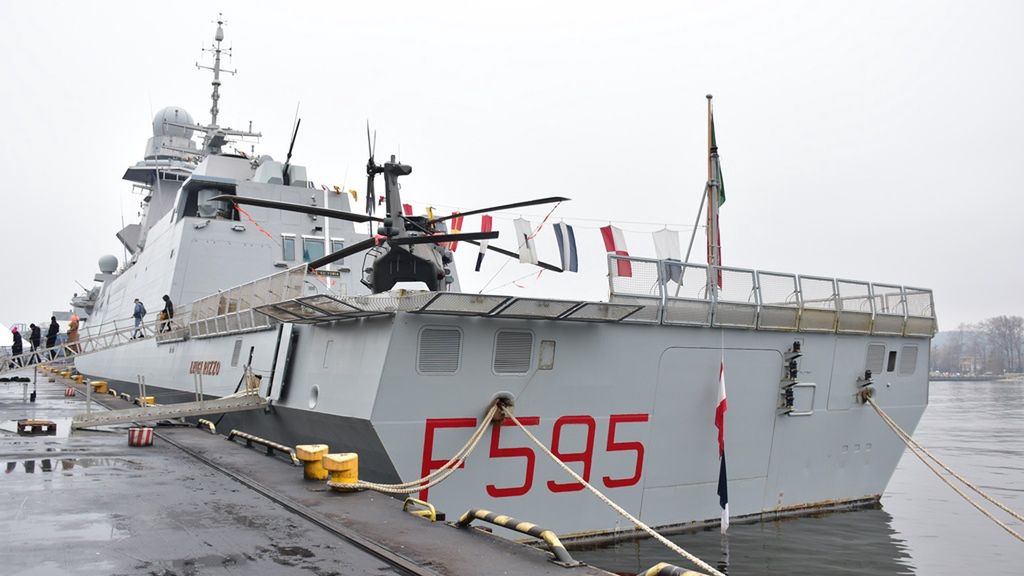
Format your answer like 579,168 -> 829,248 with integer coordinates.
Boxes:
0,313 -> 183,377
72,391 -> 267,429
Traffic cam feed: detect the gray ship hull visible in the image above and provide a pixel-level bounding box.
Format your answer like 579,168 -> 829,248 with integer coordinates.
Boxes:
76,310 -> 929,538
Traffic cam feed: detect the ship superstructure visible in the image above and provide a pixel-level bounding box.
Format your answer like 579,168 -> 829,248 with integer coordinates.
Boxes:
63,19 -> 936,541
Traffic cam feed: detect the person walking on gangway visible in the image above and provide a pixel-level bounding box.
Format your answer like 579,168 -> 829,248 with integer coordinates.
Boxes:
45,316 -> 59,360
131,298 -> 147,339
28,323 -> 41,364
9,326 -> 23,368
160,295 -> 174,332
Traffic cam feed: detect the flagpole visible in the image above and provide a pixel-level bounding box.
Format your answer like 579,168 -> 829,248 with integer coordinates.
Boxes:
705,95 -> 719,299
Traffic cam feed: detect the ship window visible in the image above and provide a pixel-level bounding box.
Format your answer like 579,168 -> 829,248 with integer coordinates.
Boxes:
899,345 -> 918,375
886,350 -> 897,372
282,235 -> 295,261
302,237 -> 325,263
331,239 -> 345,264
417,328 -> 462,374
493,330 -> 534,374
866,344 -> 885,375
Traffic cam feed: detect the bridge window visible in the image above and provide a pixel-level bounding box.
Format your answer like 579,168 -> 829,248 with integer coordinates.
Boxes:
302,237 -> 325,263
281,235 -> 295,261
331,238 -> 345,264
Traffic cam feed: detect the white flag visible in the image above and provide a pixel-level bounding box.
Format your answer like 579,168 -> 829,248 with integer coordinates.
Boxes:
653,228 -> 683,283
513,218 -> 538,265
653,228 -> 681,261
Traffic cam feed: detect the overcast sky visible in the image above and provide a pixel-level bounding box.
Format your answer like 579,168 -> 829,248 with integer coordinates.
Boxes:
1,1 -> 1021,330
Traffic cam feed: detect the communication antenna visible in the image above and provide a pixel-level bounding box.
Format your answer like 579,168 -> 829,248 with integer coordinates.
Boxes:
196,13 -> 236,128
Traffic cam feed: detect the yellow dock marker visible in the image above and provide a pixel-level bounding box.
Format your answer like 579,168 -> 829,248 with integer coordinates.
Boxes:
90,381 -> 109,394
295,444 -> 330,480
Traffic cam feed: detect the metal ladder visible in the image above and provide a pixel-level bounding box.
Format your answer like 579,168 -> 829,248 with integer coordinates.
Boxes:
71,368 -> 267,430
71,391 -> 267,429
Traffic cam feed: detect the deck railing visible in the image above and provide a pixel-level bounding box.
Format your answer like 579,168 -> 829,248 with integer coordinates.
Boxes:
607,255 -> 937,337
187,265 -> 308,339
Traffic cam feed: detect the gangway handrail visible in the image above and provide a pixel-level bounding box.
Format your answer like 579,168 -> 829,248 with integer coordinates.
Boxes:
0,312 -> 185,376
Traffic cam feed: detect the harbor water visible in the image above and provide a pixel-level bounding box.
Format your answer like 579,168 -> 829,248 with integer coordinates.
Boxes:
574,380 -> 1024,575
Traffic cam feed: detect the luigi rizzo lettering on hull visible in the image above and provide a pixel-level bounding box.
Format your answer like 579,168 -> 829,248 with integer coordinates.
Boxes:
188,360 -> 221,375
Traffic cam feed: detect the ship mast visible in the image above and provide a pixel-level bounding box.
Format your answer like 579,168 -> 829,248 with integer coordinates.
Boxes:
188,14 -> 260,155
198,14 -> 232,128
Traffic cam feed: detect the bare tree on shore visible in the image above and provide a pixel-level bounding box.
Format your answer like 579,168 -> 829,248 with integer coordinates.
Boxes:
930,316 -> 1024,374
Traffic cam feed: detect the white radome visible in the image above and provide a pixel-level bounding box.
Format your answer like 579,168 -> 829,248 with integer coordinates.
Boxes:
98,254 -> 118,274
152,107 -> 194,138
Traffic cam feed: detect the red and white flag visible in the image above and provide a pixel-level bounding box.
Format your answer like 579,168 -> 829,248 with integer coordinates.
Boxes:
600,225 -> 632,277
715,360 -> 729,533
475,214 -> 493,271
448,212 -> 465,251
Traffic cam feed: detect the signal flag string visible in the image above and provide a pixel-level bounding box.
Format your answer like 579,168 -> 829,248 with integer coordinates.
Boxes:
478,202 -> 561,293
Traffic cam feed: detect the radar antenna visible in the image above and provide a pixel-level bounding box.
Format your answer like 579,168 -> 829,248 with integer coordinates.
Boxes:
196,13 -> 235,128
179,14 -> 260,155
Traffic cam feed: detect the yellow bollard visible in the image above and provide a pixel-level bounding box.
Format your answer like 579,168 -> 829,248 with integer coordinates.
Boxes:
295,444 -> 330,480
90,381 -> 108,394
60,371 -> 70,379
324,453 -> 359,491
135,396 -> 155,406
73,374 -> 85,384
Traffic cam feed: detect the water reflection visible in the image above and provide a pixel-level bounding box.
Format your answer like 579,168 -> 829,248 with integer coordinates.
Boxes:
574,506 -> 914,575
577,380 -> 1024,575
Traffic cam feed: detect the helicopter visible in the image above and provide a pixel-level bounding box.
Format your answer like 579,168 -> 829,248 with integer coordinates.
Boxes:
213,125 -> 566,293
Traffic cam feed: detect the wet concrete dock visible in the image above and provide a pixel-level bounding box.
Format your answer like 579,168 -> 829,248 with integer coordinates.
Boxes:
0,367 -> 612,575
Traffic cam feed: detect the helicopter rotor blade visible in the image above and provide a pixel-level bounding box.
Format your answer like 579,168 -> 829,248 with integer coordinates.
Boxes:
366,120 -> 373,160
462,239 -> 564,272
213,196 -> 385,223
307,236 -> 382,269
389,231 -> 499,246
427,196 -> 569,225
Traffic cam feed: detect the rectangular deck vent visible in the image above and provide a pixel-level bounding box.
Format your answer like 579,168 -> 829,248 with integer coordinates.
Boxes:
231,339 -> 243,367
418,328 -> 462,374
866,343 -> 885,375
899,345 -> 918,375
493,331 -> 534,374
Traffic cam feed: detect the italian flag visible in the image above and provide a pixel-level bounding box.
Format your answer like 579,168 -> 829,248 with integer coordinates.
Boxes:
716,359 -> 729,533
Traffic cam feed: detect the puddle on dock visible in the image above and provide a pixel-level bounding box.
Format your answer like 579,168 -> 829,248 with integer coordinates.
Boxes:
3,456 -> 144,475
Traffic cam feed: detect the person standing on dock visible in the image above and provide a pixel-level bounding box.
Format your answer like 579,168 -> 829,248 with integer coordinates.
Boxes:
131,298 -> 146,339
161,295 -> 174,332
28,323 -> 41,363
46,316 -> 59,359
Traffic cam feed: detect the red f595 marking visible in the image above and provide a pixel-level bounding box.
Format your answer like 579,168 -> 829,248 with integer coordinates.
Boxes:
419,413 -> 649,501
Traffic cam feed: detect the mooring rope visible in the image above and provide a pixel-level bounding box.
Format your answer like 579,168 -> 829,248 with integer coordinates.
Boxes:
866,396 -> 1024,543
332,402 -> 498,494
504,408 -> 725,576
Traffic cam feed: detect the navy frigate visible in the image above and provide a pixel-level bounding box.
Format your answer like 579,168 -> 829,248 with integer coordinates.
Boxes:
49,19 -> 935,540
